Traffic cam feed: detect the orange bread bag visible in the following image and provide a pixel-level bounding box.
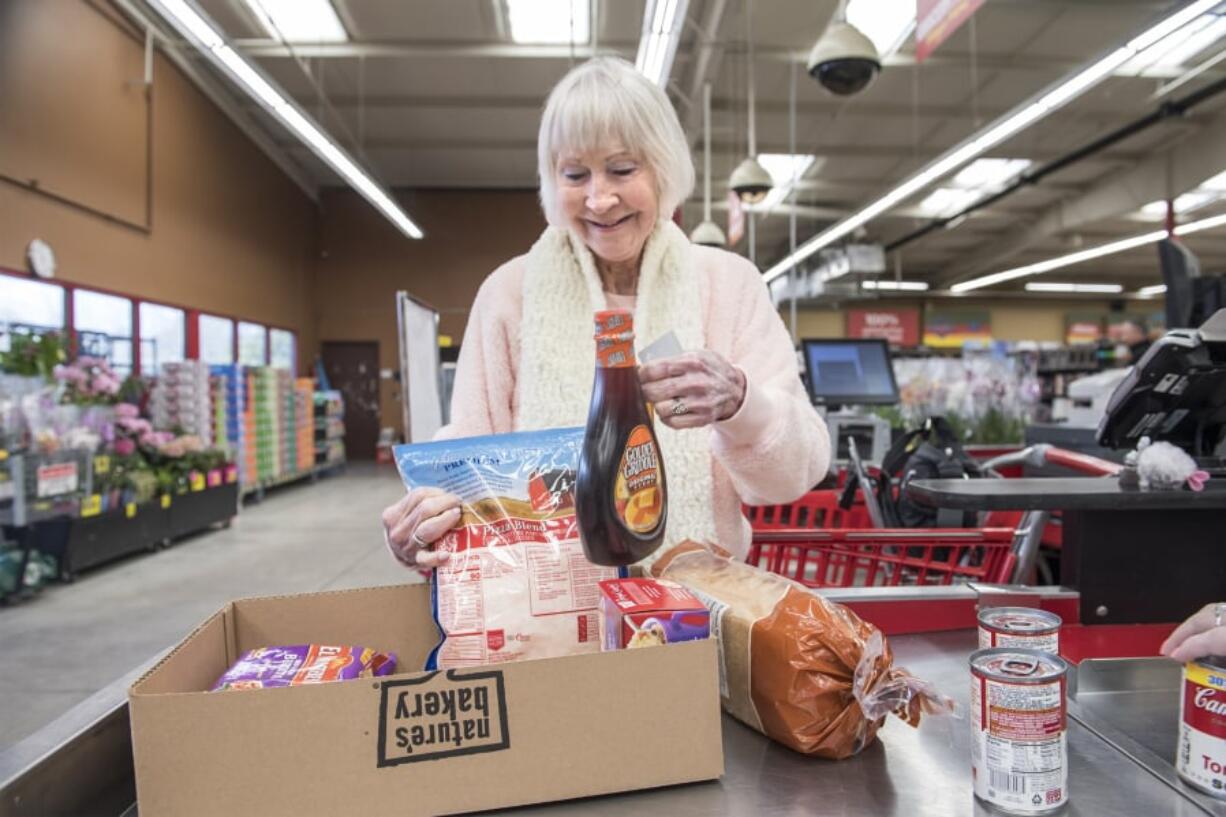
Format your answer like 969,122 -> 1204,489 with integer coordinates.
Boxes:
651,541 -> 951,758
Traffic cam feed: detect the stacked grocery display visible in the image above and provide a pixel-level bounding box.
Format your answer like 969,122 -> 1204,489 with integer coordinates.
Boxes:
149,361 -> 213,446
276,369 -> 293,480
294,379 -> 314,473
209,364 -> 244,483
314,390 -> 345,468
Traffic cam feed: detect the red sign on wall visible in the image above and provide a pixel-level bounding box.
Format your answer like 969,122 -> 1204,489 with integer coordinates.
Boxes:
916,0 -> 986,63
847,308 -> 920,347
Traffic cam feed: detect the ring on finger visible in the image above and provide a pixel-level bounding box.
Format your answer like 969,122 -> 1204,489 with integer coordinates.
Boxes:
671,398 -> 689,416
1216,602 -> 1226,628
411,531 -> 428,549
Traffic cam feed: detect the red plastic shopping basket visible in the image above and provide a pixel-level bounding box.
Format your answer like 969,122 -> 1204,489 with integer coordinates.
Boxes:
746,527 -> 1018,587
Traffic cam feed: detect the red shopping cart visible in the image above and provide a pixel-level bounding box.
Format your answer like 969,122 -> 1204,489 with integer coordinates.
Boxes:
745,442 -> 1120,588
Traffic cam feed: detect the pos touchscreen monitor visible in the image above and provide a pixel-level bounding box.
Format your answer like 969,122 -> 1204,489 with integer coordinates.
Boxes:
801,338 -> 900,407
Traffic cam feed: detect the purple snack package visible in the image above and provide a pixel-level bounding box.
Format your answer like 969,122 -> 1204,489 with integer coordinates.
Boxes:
211,644 -> 398,691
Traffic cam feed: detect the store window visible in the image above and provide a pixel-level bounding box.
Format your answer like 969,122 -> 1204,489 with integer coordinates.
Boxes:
139,303 -> 185,376
0,276 -> 64,348
200,314 -> 234,364
73,289 -> 133,374
238,321 -> 267,366
270,328 -> 295,372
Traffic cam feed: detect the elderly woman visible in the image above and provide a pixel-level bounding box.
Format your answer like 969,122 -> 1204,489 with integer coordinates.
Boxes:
383,57 -> 830,567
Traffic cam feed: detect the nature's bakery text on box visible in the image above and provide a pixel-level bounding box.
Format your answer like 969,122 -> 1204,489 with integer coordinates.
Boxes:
128,583 -> 723,816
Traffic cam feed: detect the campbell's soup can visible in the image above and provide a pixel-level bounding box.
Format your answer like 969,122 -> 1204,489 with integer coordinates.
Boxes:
971,648 -> 1070,814
978,607 -> 1062,655
1177,656 -> 1226,798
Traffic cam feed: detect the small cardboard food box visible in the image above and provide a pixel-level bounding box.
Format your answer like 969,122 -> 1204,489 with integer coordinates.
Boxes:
128,583 -> 723,816
598,578 -> 712,650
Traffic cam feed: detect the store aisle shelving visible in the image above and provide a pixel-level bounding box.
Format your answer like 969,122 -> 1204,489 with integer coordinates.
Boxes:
0,463 -> 417,749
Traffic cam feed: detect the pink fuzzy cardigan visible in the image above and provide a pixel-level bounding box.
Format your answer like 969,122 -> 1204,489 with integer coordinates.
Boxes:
438,242 -> 831,560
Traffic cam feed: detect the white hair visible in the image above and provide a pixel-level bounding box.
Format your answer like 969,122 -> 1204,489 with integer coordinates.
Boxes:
537,57 -> 695,226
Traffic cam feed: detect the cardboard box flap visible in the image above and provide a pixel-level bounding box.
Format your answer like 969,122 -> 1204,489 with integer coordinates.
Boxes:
131,605 -> 235,696
232,583 -> 438,673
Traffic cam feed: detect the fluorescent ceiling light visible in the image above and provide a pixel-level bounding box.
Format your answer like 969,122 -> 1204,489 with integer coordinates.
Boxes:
1120,12 -> 1226,75
242,0 -> 347,43
147,0 -> 422,240
1199,168 -> 1226,191
636,0 -> 689,86
746,154 -> 816,213
953,209 -> 1226,293
862,280 -> 929,291
952,158 -> 1032,189
1138,284 -> 1168,296
952,231 -> 1166,292
762,0 -> 1221,284
917,187 -> 982,218
846,0 -> 915,59
916,159 -> 1031,217
505,0 -> 589,44
1139,192 -> 1217,218
1025,282 -> 1124,294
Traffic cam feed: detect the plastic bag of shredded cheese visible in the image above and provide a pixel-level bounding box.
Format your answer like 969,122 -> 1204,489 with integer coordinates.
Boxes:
394,428 -> 623,670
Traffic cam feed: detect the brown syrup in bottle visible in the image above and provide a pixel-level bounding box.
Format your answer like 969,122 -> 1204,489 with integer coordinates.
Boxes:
575,309 -> 667,566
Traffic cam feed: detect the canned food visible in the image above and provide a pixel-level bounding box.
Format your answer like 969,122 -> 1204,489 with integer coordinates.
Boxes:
978,607 -> 1062,654
1177,655 -> 1226,798
971,648 -> 1070,814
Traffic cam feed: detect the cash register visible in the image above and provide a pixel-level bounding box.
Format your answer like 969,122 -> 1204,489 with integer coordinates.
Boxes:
1097,307 -> 1226,472
801,338 -> 898,466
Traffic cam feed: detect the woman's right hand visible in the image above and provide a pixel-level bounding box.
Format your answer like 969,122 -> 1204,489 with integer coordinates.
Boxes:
382,487 -> 463,568
1161,602 -> 1226,663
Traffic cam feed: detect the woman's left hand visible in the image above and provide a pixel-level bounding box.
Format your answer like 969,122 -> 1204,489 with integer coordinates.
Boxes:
640,350 -> 747,429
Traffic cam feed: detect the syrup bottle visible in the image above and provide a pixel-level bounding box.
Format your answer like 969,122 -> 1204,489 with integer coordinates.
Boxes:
575,309 -> 668,566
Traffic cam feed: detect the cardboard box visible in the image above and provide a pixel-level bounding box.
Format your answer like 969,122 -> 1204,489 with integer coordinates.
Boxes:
599,578 -> 712,650
129,583 -> 723,816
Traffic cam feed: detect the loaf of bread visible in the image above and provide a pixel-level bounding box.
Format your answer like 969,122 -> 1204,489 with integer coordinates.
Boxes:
650,541 -> 949,758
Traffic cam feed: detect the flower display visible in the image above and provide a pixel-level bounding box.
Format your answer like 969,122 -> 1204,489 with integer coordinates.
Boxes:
55,356 -> 122,406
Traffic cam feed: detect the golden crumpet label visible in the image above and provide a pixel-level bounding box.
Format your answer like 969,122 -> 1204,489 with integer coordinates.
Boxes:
614,425 -> 663,534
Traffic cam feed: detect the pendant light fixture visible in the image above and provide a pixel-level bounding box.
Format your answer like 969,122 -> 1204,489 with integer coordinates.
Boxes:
729,0 -> 771,203
690,82 -> 727,246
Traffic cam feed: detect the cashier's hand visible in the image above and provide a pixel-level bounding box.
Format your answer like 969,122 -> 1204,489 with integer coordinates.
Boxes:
382,488 -> 462,568
1160,602 -> 1226,663
640,351 -> 747,430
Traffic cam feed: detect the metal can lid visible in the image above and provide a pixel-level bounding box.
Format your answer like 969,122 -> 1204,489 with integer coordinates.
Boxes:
1191,654 -> 1226,673
978,606 -> 1062,633
970,647 -> 1069,682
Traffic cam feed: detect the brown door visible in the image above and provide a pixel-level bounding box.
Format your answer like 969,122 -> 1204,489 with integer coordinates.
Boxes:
321,341 -> 380,460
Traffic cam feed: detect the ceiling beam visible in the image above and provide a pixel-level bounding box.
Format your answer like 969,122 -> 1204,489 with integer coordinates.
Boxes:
233,39 -> 637,59
936,115 -> 1226,286
293,136 -> 1150,164
270,92 -> 1161,134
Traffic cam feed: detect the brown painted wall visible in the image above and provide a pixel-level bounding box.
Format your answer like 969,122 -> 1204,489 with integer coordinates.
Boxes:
315,188 -> 546,430
0,1 -> 317,370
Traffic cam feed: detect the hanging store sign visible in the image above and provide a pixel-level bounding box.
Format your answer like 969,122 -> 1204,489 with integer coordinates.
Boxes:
923,309 -> 992,348
916,0 -> 986,63
726,190 -> 745,247
847,308 -> 921,347
1065,313 -> 1104,345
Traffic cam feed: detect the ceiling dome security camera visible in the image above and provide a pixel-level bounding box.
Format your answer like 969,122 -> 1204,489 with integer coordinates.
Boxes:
729,157 -> 772,204
690,220 -> 727,247
807,21 -> 880,96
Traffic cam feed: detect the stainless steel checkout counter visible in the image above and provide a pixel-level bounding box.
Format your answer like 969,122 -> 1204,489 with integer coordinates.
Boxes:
2,588 -> 1222,817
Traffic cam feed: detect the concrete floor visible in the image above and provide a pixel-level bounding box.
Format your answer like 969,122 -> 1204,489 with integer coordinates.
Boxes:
0,463 -> 418,750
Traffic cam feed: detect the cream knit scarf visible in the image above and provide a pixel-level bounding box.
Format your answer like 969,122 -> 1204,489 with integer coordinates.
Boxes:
517,219 -> 718,554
